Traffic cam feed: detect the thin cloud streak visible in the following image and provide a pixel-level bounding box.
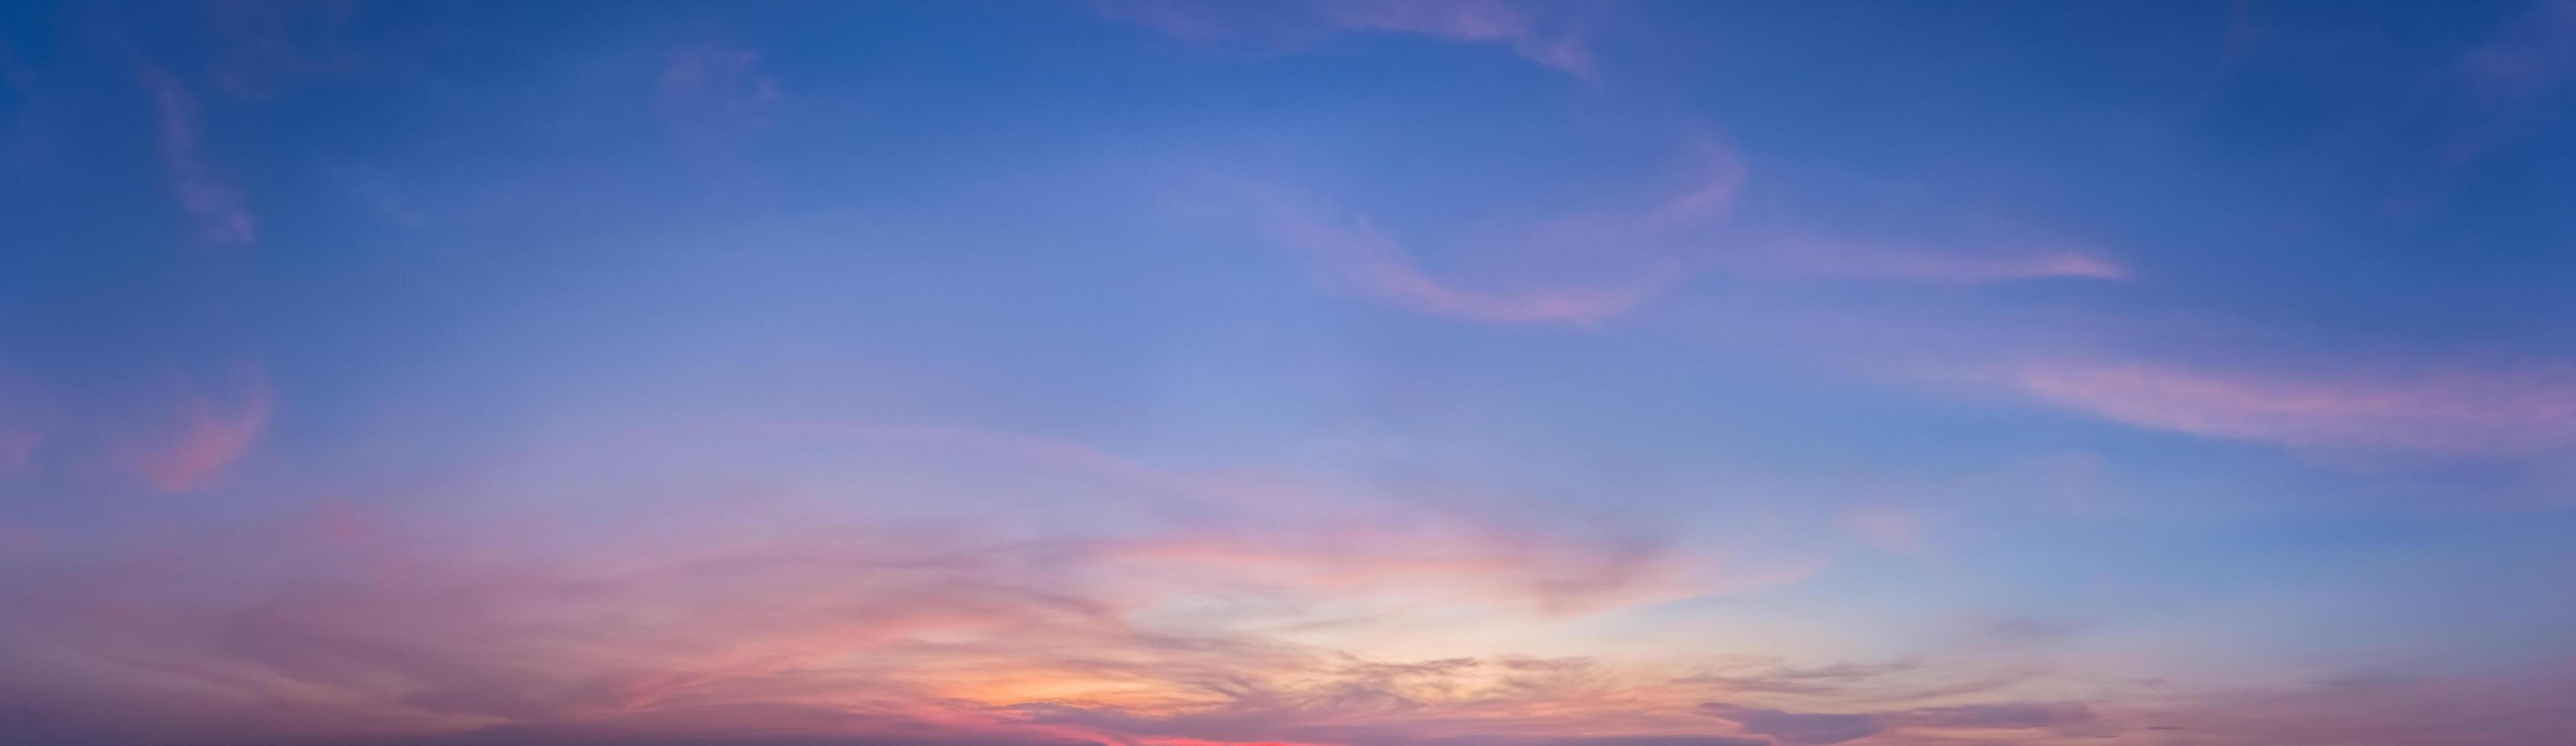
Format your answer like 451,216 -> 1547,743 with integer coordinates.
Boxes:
1259,141 -> 1738,327
2018,359 -> 2576,454
135,62 -> 255,244
1737,238 -> 2131,284
1255,135 -> 2124,327
1312,0 -> 1594,78
126,368 -> 271,493
1271,210 -> 1673,326
0,422 -> 1835,745
1100,0 -> 1596,78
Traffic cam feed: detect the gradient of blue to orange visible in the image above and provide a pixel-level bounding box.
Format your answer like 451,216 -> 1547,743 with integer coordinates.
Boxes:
5,2 -> 2576,744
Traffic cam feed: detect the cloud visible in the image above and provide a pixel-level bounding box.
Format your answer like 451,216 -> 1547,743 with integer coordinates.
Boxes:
1099,0 -> 1595,78
659,44 -> 781,136
134,63 -> 255,244
1698,703 -> 1878,745
1832,506 -> 1925,556
1676,658 -> 2055,704
1270,210 -> 1674,325
126,368 -> 271,493
1258,136 -> 2121,328
1699,700 -> 2097,745
197,0 -> 362,100
0,375 -> 48,477
1263,143 -> 1740,327
1887,702 -> 2095,730
0,429 -> 41,477
0,422 -> 1821,746
762,420 -> 1765,614
2463,0 -> 2576,105
1312,0 -> 1594,78
2016,359 -> 2576,454
1734,237 -> 2130,283
2130,663 -> 2576,746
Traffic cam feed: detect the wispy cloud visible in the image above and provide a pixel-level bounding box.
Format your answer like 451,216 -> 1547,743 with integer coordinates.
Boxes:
1702,700 -> 2099,745
1261,139 -> 2122,328
1099,0 -> 1596,78
1312,0 -> 1594,78
2017,359 -> 2576,454
0,375 -> 47,477
1734,237 -> 2130,284
135,63 -> 256,244
2130,663 -> 2576,746
0,430 -> 40,477
1271,210 -> 1676,325
125,367 -> 271,493
659,43 -> 781,135
199,0 -> 361,100
0,421 -> 1843,744
0,507 -> 1767,746
1261,142 -> 1739,326
1833,506 -> 1926,557
2463,0 -> 2576,105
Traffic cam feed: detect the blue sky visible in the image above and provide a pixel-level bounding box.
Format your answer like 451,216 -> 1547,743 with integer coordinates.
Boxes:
5,2 -> 2576,745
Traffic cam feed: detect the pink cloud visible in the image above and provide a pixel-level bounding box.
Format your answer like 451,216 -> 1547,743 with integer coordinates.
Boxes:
0,372 -> 54,478
770,420 -> 1774,614
0,505 -> 1718,745
128,368 -> 272,493
1734,237 -> 2131,284
1259,137 -> 2120,327
2017,359 -> 2576,454
1274,210 -> 1674,325
2133,662 -> 2576,746
0,421 -> 1852,746
136,63 -> 256,244
1833,506 -> 1927,557
0,429 -> 39,476
1264,143 -> 1740,327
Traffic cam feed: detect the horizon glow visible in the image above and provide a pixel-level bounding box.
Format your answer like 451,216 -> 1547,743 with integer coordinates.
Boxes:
5,2 -> 2576,745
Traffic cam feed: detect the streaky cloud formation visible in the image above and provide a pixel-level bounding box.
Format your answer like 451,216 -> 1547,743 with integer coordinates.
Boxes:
1731,237 -> 2130,284
134,61 -> 254,245
659,44 -> 781,137
1099,0 -> 1595,78
7,2 -> 2576,745
0,422 -> 1831,745
127,367 -> 272,493
1700,700 -> 2100,745
1261,134 -> 2123,327
2016,359 -> 2576,454
1270,209 -> 1675,325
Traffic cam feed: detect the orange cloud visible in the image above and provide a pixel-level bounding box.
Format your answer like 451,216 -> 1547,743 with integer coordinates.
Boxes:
0,420 -> 1858,746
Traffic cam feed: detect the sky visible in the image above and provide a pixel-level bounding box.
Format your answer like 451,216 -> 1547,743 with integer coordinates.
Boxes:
5,2 -> 2576,744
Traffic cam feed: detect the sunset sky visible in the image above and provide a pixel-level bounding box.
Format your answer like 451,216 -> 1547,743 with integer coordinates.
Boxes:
6,2 -> 2576,744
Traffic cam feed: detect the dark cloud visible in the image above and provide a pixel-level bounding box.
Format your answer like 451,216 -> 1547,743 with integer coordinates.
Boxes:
1889,702 -> 2095,730
1699,703 -> 1880,746
1699,699 -> 2099,745
272,730 -> 1105,746
1432,737 -> 1769,746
